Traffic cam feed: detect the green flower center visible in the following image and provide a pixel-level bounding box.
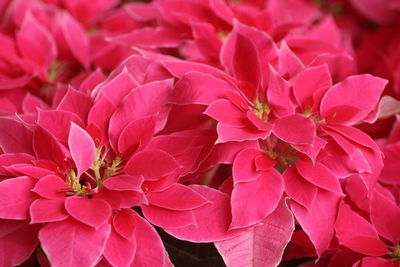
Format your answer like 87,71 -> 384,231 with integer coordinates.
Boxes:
253,99 -> 270,122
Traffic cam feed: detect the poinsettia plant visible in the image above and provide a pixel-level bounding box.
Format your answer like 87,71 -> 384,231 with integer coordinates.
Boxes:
0,0 -> 399,266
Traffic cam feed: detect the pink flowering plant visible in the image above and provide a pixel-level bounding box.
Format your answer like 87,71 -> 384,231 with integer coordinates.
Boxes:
0,0 -> 400,266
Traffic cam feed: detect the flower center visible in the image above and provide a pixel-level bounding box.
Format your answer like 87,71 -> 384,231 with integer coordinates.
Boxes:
90,147 -> 121,188
391,244 -> 400,261
66,170 -> 89,197
66,147 -> 121,197
264,137 -> 300,173
253,99 -> 270,122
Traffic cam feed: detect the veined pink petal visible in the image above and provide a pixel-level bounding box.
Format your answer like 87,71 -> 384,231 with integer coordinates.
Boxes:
296,159 -> 343,194
283,167 -> 317,209
87,97 -> 115,145
141,204 -> 197,229
104,228 -> 136,267
30,199 -> 69,223
232,148 -> 261,184
345,174 -> 370,212
59,12 -> 90,68
68,123 -> 96,177
108,79 -> 172,150
164,185 -> 246,242
254,154 -> 276,171
103,175 -> 143,192
0,117 -> 34,154
203,140 -> 258,167
215,200 -> 294,267
130,212 -> 168,267
161,59 -> 236,82
230,170 -> 284,229
291,189 -> 341,257
146,135 -> 193,156
113,209 -> 137,241
205,99 -> 248,127
93,68 -> 138,105
221,21 -> 278,88
223,29 -> 260,86
320,75 -> 388,124
325,125 -> 380,152
64,197 -> 111,229
0,222 -> 40,267
38,109 -> 84,143
6,165 -> 53,179
0,153 -> 35,175
273,114 -> 316,144
32,175 -> 66,199
22,93 -> 48,113
33,125 -> 70,167
124,149 -> 180,180
375,95 -> 400,121
335,201 -> 388,256
267,66 -> 296,117
246,111 -> 274,132
291,136 -> 327,164
216,124 -> 269,143
344,237 -> 389,258
278,41 -> 304,78
117,116 -> 155,155
323,128 -> 379,182
370,190 -> 400,243
16,13 -> 57,73
292,64 -> 332,109
191,22 -> 222,60
39,218 -> 111,267
57,87 -> 93,122
0,176 -> 37,220
171,71 -> 235,105
147,183 -> 210,211
95,188 -> 148,210
79,68 -> 105,93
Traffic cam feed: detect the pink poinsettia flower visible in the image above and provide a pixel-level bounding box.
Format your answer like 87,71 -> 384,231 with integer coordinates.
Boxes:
91,59 -> 251,242
0,117 -> 150,266
162,18 -> 388,259
1,55 -> 257,265
0,74 -> 197,266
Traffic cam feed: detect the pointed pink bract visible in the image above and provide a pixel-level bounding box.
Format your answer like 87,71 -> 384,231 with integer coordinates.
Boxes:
0,176 -> 37,220
39,218 -> 110,267
149,184 -> 209,211
216,200 -> 294,267
30,199 -> 69,223
335,201 -> 388,256
124,149 -> 180,179
64,197 -> 111,229
113,209 -> 137,241
104,228 -> 137,267
320,75 -> 387,124
68,123 -> 96,177
273,114 -> 316,145
230,170 -> 284,229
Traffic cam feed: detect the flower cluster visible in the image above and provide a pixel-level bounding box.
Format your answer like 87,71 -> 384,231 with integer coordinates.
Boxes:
0,0 -> 399,266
